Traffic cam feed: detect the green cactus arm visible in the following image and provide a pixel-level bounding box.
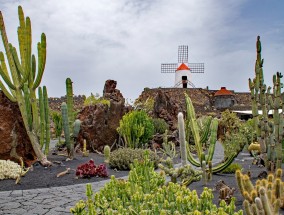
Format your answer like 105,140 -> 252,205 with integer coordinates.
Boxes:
38,87 -> 45,148
23,83 -> 32,131
10,45 -> 29,88
0,12 -> 20,86
186,143 -> 201,167
43,86 -> 50,155
31,54 -> 36,80
205,119 -> 218,163
32,33 -> 46,90
185,93 -> 202,161
0,62 -> 16,90
212,153 -> 236,173
200,116 -> 212,144
0,79 -> 16,101
0,51 -> 16,90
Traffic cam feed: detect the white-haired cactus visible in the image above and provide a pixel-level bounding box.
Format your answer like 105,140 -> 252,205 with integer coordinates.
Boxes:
0,159 -> 29,184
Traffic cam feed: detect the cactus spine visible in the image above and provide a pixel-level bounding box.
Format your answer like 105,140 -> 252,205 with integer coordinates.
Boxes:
249,36 -> 284,171
184,93 -> 236,173
0,6 -> 50,165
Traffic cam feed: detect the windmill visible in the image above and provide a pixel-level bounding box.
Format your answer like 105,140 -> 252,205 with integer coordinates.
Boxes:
161,45 -> 204,88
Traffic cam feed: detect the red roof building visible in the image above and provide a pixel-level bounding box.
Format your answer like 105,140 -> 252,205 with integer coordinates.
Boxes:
214,87 -> 233,96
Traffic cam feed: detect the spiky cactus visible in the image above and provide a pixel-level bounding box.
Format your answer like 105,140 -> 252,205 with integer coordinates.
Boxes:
178,112 -> 187,166
61,78 -> 81,159
184,93 -> 236,173
0,6 -> 51,165
61,102 -> 72,157
38,86 -> 50,155
236,168 -> 284,212
249,36 -> 284,171
104,145 -> 110,163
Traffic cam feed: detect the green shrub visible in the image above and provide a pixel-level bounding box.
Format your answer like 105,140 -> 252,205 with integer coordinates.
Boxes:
133,97 -> 154,114
83,93 -> 110,106
152,118 -> 169,134
117,110 -> 154,148
109,148 -> 159,170
71,153 -> 242,215
221,163 -> 242,174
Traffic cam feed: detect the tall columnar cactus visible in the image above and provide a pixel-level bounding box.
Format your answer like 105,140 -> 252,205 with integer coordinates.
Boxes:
38,86 -> 50,155
66,78 -> 75,133
178,112 -> 187,166
61,78 -> 81,159
61,102 -> 72,157
184,93 -> 236,173
0,6 -> 50,165
249,36 -> 284,171
43,86 -> 50,155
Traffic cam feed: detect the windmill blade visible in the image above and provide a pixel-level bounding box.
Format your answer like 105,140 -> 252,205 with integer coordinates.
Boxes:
178,45 -> 188,63
161,63 -> 178,73
188,63 -> 204,73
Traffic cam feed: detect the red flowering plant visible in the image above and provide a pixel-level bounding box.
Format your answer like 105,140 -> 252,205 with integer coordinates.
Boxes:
75,159 -> 108,178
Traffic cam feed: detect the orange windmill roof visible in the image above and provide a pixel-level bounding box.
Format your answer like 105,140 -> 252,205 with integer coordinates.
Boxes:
176,63 -> 190,71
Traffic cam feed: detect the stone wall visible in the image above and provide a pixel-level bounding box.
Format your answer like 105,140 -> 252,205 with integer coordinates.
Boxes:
136,88 -> 252,116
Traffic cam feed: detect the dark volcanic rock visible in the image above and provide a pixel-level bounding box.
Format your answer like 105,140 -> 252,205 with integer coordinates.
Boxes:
0,91 -> 36,166
153,90 -> 180,130
103,80 -> 124,102
77,80 -> 130,151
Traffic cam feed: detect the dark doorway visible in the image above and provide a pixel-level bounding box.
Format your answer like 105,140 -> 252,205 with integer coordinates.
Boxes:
182,76 -> 187,88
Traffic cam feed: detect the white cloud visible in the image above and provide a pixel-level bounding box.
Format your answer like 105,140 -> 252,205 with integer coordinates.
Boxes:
0,0 -> 283,100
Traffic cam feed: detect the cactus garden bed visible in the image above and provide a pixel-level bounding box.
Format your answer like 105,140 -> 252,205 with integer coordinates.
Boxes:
1,147 -> 283,213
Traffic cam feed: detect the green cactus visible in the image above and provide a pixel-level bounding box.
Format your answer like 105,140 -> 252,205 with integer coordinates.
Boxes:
61,78 -> 81,159
0,6 -> 51,165
117,110 -> 154,148
61,102 -> 72,157
38,87 -> 45,149
43,86 -> 50,155
71,153 -> 242,214
184,93 -> 236,173
178,112 -> 187,166
235,168 -> 284,212
249,36 -> 284,171
104,145 -> 110,163
73,119 -> 81,138
66,78 -> 75,132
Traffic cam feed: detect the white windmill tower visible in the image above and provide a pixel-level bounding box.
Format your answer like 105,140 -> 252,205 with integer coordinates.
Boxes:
161,45 -> 204,88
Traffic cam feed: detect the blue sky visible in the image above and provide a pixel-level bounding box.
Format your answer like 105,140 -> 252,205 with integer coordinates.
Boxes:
0,0 -> 284,101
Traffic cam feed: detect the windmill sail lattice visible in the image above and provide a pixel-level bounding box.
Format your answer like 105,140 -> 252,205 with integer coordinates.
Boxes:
161,45 -> 204,73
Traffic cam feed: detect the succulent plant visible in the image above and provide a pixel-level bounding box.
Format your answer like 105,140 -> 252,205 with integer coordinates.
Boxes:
249,36 -> 284,171
75,159 -> 108,178
109,148 -> 159,170
71,152 -> 242,214
235,168 -> 284,213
